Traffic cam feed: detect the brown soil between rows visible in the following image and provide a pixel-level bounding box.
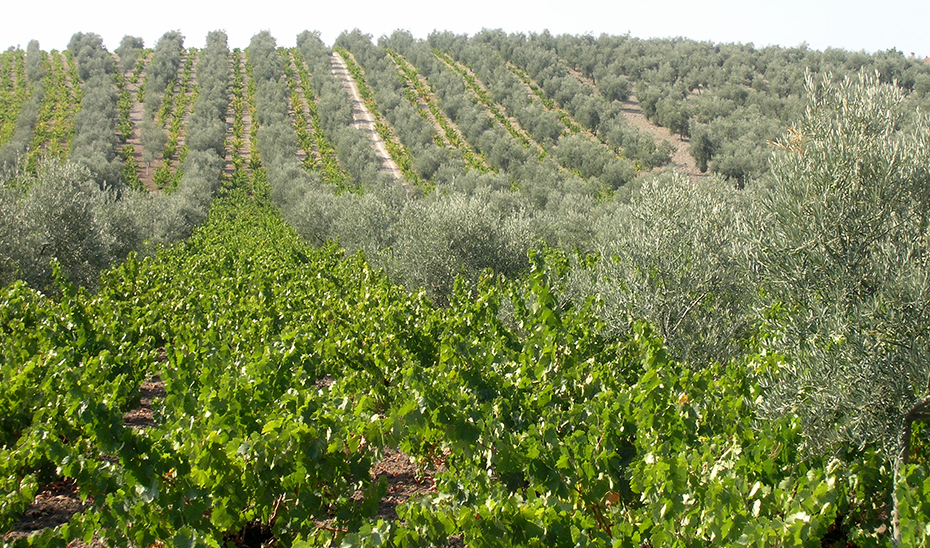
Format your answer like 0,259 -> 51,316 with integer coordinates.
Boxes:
123,52 -> 158,192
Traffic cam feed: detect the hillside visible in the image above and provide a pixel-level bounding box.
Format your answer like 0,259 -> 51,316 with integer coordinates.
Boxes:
2,29 -> 930,548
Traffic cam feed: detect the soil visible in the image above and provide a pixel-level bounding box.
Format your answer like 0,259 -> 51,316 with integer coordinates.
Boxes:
369,446 -> 442,521
619,94 -> 705,180
330,51 -> 403,180
124,53 -> 159,192
122,376 -> 166,429
2,479 -> 85,541
2,374 -> 167,544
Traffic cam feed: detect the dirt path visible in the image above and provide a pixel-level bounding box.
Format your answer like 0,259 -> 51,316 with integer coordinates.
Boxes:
125,67 -> 153,190
330,51 -> 402,179
123,51 -> 163,192
223,55 -> 238,177
241,55 -> 253,165
619,94 -> 704,179
565,66 -> 704,180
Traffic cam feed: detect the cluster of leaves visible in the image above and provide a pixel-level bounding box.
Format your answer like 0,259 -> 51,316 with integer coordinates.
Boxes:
226,48 -> 249,190
2,31 -> 930,545
280,51 -> 323,172
113,70 -> 143,190
0,32 -> 228,291
244,47 -> 261,171
295,31 -> 385,188
0,185 -> 411,546
544,32 -> 930,184
3,204 -> 924,546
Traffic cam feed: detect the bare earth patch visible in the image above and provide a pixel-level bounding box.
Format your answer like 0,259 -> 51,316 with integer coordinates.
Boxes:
369,446 -> 441,521
123,375 -> 166,429
2,376 -> 166,544
566,66 -> 705,180
2,479 -> 85,542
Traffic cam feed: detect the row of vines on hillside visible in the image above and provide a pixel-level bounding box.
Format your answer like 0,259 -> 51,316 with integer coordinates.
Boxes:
433,49 -> 539,154
0,49 -> 29,149
290,48 -> 354,190
333,47 -> 422,188
386,48 -> 493,174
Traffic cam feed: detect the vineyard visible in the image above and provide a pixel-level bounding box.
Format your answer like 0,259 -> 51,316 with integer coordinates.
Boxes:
2,28 -> 930,548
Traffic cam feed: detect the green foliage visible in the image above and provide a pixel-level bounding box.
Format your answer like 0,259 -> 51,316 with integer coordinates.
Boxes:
567,172 -> 756,364
4,31 -> 930,548
387,48 -> 493,175
754,71 -> 930,460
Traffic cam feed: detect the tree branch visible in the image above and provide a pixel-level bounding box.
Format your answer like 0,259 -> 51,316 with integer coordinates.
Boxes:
891,393 -> 930,547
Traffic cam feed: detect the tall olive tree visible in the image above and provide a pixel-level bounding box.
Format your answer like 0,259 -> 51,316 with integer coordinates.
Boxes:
754,71 -> 930,545
115,35 -> 144,74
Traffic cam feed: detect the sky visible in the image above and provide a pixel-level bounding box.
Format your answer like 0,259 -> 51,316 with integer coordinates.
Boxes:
2,0 -> 928,58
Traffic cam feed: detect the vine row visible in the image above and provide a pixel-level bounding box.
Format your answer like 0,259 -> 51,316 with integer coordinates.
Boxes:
334,47 -> 422,188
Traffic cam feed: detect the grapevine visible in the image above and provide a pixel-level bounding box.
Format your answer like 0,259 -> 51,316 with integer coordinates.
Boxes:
433,50 -> 542,156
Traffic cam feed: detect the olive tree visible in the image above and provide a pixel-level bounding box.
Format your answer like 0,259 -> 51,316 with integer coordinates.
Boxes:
115,35 -> 144,74
753,71 -> 930,545
567,171 -> 756,365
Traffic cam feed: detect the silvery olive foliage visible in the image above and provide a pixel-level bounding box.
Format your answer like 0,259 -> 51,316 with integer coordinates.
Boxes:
566,171 -> 757,364
753,71 -> 930,462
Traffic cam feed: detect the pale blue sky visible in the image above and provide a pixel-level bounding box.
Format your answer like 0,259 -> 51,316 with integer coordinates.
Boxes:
3,0 -> 927,57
